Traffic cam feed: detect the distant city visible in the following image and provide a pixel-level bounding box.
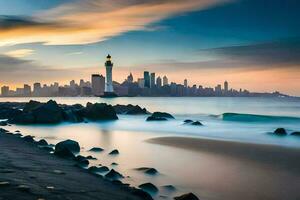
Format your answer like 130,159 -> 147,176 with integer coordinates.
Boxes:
0,55 -> 288,98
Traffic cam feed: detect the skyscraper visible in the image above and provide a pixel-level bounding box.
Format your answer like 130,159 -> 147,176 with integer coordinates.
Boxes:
104,54 -> 115,96
150,73 -> 155,88
33,83 -> 41,96
144,71 -> 150,88
184,79 -> 188,88
23,84 -> 31,96
127,73 -> 133,83
163,75 -> 168,86
138,78 -> 145,88
1,86 -> 9,97
224,81 -> 229,93
91,74 -> 105,96
156,76 -> 162,88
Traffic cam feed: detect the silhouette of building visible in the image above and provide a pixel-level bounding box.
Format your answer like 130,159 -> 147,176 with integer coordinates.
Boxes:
23,84 -> 31,96
224,81 -> 229,93
156,76 -> 162,88
91,74 -> 105,96
1,86 -> 9,96
184,79 -> 188,88
163,75 -> 168,86
150,73 -> 155,88
144,71 -> 150,88
127,73 -> 133,83
137,78 -> 144,88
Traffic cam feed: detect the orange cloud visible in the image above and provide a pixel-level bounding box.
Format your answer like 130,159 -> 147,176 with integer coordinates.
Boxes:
0,0 -> 227,46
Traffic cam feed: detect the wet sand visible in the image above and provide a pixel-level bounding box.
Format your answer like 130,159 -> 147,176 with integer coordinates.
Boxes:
0,129 -> 150,200
147,136 -> 300,200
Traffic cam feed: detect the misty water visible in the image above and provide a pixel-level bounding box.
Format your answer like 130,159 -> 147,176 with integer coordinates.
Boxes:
1,97 -> 300,200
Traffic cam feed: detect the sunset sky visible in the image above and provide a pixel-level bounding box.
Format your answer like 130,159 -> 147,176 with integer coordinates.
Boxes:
0,0 -> 300,95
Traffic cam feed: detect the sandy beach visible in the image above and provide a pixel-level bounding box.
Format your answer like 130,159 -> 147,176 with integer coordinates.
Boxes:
147,136 -> 300,200
0,129 -> 151,200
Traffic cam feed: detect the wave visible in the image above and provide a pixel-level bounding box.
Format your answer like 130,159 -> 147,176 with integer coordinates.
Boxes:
220,113 -> 300,122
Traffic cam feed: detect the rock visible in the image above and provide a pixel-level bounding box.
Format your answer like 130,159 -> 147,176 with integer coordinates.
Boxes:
135,167 -> 158,175
113,104 -> 148,115
17,185 -> 31,192
274,128 -> 287,135
81,103 -> 118,121
10,112 -> 35,124
0,121 -> 8,126
63,108 -> 84,123
184,119 -> 193,123
0,128 -> 9,133
291,131 -> 300,136
111,162 -> 118,166
191,121 -> 203,126
23,135 -> 35,143
0,181 -> 10,187
131,189 -> 153,200
89,166 -> 110,174
32,100 -> 64,124
138,183 -> 158,193
89,147 -> 104,152
105,169 -> 124,180
0,107 -> 22,119
74,155 -> 89,166
151,112 -> 174,119
146,116 -> 168,121
54,139 -> 80,158
174,193 -> 199,200
37,139 -> 48,146
109,149 -> 119,155
86,155 -> 97,160
161,185 -> 176,191
39,145 -> 54,152
22,100 -> 42,112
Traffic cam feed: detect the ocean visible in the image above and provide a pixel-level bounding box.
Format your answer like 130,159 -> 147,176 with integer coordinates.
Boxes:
1,97 -> 300,200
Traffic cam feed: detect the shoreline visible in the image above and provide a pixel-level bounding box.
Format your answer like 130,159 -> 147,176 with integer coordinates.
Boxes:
147,136 -> 300,173
0,128 -> 152,200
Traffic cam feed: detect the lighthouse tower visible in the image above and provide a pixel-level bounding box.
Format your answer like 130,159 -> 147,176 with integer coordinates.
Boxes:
103,54 -> 117,97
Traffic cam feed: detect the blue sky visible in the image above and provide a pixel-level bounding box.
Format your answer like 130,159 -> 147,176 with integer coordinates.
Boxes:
0,0 -> 300,95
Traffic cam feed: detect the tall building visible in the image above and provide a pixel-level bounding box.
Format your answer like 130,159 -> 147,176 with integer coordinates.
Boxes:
91,74 -> 105,96
163,75 -> 168,86
33,83 -> 41,96
104,54 -> 115,95
127,73 -> 133,83
137,78 -> 145,88
224,81 -> 229,92
70,80 -> 76,88
150,72 -> 155,88
156,76 -> 162,88
184,79 -> 188,88
1,86 -> 9,96
144,71 -> 150,88
23,84 -> 31,96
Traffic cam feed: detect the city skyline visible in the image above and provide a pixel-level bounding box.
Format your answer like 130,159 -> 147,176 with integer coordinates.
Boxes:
0,0 -> 300,95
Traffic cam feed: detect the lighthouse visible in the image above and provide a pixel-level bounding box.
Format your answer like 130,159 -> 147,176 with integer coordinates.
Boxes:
103,54 -> 117,97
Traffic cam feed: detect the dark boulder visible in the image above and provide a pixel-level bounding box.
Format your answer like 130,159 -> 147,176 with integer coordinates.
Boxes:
161,185 -> 176,191
131,189 -> 153,200
80,103 -> 118,120
0,107 -> 22,119
74,155 -> 89,167
274,128 -> 287,135
108,149 -> 119,155
105,169 -> 124,180
86,155 -> 97,160
37,139 -> 48,146
54,139 -> 80,158
23,100 -> 42,112
0,128 -> 9,133
174,193 -> 199,200
89,166 -> 109,174
32,100 -> 64,124
0,121 -> 8,126
291,131 -> 300,136
151,112 -> 174,119
135,167 -> 158,175
138,183 -> 158,193
184,119 -> 193,123
146,116 -> 168,121
10,112 -> 35,124
39,145 -> 54,152
111,162 -> 118,166
89,147 -> 104,152
191,121 -> 203,126
23,135 -> 35,143
113,104 -> 148,115
63,108 -> 83,123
